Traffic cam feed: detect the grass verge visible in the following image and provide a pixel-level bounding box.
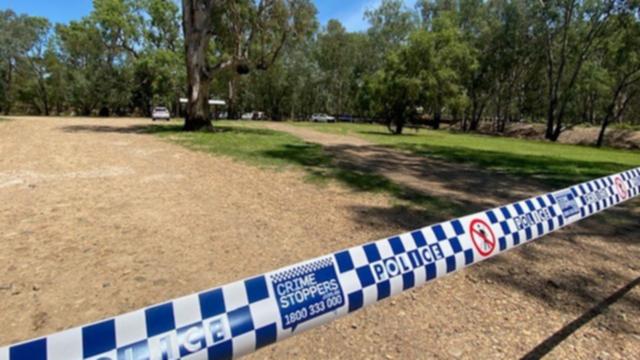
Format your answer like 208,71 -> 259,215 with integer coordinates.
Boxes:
149,120 -> 466,218
291,122 -> 640,188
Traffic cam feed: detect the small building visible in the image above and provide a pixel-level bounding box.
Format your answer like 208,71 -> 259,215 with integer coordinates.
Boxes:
179,98 -> 227,119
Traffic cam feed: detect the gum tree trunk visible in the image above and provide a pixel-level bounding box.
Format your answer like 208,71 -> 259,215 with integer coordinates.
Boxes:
182,0 -> 214,131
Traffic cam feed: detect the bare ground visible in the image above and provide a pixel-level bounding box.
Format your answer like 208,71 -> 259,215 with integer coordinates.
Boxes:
0,117 -> 639,359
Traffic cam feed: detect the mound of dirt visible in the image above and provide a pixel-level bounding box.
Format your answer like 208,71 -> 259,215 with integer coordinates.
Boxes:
467,122 -> 640,149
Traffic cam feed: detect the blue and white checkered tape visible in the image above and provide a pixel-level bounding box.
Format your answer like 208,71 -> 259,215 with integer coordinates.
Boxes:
1,168 -> 639,360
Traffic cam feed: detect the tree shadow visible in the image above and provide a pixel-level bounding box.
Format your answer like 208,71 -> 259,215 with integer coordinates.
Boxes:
61,124 -> 181,134
572,206 -> 640,242
391,143 -> 633,189
262,144 -> 473,220
356,129 -> 637,189
520,276 -> 640,360
60,123 -> 278,137
299,143 -> 549,208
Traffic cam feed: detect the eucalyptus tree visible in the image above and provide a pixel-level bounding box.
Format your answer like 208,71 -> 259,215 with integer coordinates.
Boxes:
595,13 -> 640,147
0,10 -> 50,114
532,0 -> 618,141
181,0 -> 316,130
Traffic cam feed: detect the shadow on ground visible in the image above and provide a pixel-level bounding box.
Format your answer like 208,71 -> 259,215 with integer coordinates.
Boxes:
262,143 -> 475,221
360,130 -> 634,189
59,121 -> 640,351
275,142 -> 550,209
520,276 -> 640,359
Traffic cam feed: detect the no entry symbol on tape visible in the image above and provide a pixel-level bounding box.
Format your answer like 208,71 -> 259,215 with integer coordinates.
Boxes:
614,177 -> 629,200
469,219 -> 496,257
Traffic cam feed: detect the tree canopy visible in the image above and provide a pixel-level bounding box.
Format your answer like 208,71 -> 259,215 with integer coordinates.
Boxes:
2,0 -> 640,144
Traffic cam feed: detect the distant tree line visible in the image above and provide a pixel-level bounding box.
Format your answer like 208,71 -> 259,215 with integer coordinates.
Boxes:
1,0 -> 640,146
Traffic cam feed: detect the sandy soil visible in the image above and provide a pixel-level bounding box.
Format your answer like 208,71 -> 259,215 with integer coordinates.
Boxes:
0,117 -> 639,359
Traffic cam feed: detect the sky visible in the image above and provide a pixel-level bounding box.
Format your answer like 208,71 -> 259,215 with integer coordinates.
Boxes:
0,0 -> 414,32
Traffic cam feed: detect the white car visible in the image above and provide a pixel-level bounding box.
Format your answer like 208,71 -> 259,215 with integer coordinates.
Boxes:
311,113 -> 336,123
152,107 -> 171,121
241,111 -> 267,120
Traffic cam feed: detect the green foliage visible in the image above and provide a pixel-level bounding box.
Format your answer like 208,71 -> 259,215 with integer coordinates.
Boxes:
2,0 -> 640,146
362,13 -> 476,133
0,10 -> 50,114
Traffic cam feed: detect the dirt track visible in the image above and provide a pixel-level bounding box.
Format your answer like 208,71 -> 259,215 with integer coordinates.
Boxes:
0,117 -> 639,359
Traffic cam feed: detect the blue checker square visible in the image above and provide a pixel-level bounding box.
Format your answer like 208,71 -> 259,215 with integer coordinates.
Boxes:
228,306 -> 254,337
145,303 -> 176,337
82,319 -> 116,358
512,232 -> 521,245
376,281 -> 391,300
464,249 -> 474,265
411,230 -> 427,247
388,236 -> 405,254
487,210 -> 498,224
9,339 -> 47,360
500,221 -> 511,235
363,243 -> 381,262
525,227 -> 533,241
449,237 -> 463,253
199,288 -> 226,319
526,200 -> 535,211
356,266 -> 375,287
402,272 -> 415,290
255,324 -> 278,350
425,263 -> 437,280
335,250 -> 354,273
499,237 -> 507,251
446,256 -> 456,273
514,203 -> 524,215
500,207 -> 511,219
432,225 -> 447,241
208,340 -> 233,360
451,220 -> 465,235
348,291 -> 364,312
245,276 -> 269,303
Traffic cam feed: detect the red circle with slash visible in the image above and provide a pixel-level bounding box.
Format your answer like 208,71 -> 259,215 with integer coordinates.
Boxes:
614,177 -> 629,200
469,219 -> 496,257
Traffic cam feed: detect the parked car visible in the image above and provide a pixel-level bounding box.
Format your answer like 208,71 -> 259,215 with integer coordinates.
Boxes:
241,111 -> 267,120
252,111 -> 266,120
337,114 -> 355,122
311,113 -> 336,123
151,107 -> 171,121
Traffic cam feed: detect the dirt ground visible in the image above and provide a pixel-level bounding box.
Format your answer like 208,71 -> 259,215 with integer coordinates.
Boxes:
0,117 -> 639,359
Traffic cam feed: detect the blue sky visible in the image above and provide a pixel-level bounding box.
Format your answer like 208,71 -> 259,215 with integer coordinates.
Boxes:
0,0 -> 414,32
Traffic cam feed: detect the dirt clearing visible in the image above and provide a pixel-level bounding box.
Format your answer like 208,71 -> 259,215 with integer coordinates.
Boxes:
1,117 -> 639,359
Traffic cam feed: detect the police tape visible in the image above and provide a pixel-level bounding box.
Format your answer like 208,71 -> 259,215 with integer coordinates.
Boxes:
2,168 -> 640,360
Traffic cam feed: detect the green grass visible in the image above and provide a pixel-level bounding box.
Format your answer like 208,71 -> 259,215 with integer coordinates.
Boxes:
148,120 -> 465,218
291,122 -> 640,188
149,121 -> 315,168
